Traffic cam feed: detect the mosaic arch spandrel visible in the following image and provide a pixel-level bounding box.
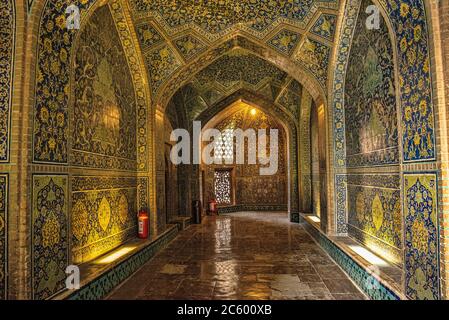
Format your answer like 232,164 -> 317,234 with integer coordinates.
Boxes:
33,0 -> 99,164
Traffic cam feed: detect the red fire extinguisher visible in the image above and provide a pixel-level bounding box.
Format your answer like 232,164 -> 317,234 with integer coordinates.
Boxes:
138,209 -> 149,239
208,199 -> 217,215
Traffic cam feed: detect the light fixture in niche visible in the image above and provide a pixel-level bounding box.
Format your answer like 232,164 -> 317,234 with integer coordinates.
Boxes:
96,246 -> 137,264
349,245 -> 388,267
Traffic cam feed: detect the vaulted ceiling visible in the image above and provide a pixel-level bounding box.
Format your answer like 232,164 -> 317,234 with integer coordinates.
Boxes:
165,49 -> 303,129
128,0 -> 341,102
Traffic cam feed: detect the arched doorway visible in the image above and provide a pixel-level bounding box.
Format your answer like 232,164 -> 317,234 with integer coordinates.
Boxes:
200,101 -> 289,213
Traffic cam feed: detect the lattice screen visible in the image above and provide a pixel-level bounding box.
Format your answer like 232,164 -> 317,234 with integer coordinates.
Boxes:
214,169 -> 232,204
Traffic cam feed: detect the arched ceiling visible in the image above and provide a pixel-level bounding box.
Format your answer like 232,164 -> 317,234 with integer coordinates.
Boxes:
128,0 -> 341,101
166,49 -> 303,129
213,103 -> 284,133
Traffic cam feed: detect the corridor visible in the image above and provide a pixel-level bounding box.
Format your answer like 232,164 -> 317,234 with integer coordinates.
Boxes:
108,213 -> 365,300
3,0 -> 449,301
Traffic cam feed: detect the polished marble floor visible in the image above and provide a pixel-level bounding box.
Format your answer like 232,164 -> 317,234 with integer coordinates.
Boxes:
107,212 -> 366,300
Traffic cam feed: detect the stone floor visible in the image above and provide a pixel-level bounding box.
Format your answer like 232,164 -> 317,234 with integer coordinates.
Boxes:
107,212 -> 366,300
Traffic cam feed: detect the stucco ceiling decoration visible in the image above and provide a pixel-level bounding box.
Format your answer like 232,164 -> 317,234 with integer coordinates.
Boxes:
129,0 -> 341,104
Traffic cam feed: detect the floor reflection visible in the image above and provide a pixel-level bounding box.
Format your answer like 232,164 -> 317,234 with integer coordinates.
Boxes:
107,212 -> 366,300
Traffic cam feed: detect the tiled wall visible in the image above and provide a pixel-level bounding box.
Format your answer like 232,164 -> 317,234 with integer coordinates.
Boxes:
3,0 -> 447,300
404,173 -> 440,300
68,6 -> 138,263
71,176 -> 137,264
343,0 -> 402,265
332,0 -> 441,299
0,0 -> 14,300
31,4 -> 139,299
32,175 -> 69,300
0,175 -> 8,299
346,174 -> 402,266
203,108 -> 288,208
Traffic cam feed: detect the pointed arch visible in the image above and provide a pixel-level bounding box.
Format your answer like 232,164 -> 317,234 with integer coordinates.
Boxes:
190,89 -> 300,220
156,35 -> 327,112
